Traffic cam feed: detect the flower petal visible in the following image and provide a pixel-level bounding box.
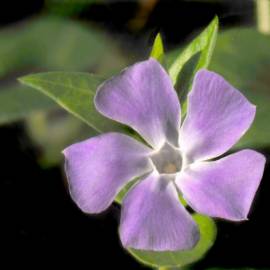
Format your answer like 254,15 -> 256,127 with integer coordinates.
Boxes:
180,69 -> 256,162
120,172 -> 199,251
176,150 -> 266,221
63,133 -> 153,213
95,58 -> 181,149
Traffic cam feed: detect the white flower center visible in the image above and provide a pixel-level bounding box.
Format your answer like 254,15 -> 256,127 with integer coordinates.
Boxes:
150,142 -> 182,175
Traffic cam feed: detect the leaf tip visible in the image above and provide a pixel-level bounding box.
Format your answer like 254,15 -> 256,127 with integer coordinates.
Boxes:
212,15 -> 219,28
150,32 -> 164,61
17,75 -> 31,85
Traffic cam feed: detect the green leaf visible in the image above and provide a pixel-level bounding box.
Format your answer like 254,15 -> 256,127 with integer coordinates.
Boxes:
127,214 -> 217,268
19,72 -> 125,133
0,16 -> 126,79
115,179 -> 137,204
168,16 -> 218,85
209,28 -> 270,148
150,33 -> 164,62
168,16 -> 218,112
0,85 -> 56,125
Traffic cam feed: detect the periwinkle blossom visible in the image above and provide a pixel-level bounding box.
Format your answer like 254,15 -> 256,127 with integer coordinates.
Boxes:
63,59 -> 265,251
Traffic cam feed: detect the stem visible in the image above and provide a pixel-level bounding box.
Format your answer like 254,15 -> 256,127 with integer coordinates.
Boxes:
157,267 -> 192,270
256,0 -> 270,34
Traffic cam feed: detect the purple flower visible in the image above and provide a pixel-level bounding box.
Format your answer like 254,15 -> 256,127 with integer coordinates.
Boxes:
63,59 -> 265,251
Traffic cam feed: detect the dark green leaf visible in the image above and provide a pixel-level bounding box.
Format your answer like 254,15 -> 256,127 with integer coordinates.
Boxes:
19,72 -> 125,133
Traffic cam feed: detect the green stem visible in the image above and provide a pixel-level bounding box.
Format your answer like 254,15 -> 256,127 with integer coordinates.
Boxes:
157,267 -> 192,270
256,0 -> 270,34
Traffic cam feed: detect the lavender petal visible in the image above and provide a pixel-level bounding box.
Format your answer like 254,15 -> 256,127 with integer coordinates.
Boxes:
63,132 -> 152,213
95,58 -> 181,149
180,69 -> 256,162
176,150 -> 266,220
120,172 -> 199,251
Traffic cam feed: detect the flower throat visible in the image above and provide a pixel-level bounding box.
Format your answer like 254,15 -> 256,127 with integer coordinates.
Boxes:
150,142 -> 182,174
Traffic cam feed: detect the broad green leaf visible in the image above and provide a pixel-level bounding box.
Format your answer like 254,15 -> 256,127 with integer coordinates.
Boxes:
150,33 -> 164,62
0,16 -> 126,78
0,16 -> 128,125
128,214 -> 217,268
19,72 -> 125,133
209,28 -> 270,148
0,85 -> 56,125
168,16 -> 218,111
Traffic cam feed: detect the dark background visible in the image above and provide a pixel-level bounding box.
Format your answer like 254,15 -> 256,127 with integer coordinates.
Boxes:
1,0 -> 269,268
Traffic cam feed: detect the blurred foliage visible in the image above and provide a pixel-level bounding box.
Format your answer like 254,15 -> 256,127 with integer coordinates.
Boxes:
26,110 -> 95,167
0,85 -> 55,125
0,15 -> 127,125
0,16 -> 126,78
45,0 -> 100,16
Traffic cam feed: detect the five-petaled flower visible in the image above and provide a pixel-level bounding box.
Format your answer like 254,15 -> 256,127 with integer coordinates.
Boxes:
63,59 -> 265,251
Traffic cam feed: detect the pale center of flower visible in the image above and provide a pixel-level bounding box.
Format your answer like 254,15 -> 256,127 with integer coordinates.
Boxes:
150,142 -> 182,175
